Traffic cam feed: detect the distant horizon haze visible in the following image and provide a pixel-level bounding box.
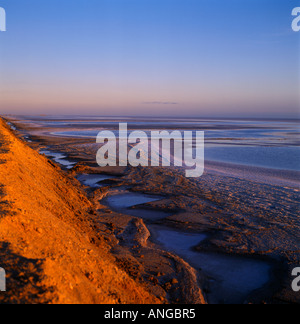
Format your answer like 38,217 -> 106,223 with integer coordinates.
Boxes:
4,113 -> 300,121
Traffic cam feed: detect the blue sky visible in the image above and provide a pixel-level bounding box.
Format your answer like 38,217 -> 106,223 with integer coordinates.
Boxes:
0,0 -> 299,117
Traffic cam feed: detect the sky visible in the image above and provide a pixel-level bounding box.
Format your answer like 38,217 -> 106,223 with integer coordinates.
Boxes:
0,0 -> 299,118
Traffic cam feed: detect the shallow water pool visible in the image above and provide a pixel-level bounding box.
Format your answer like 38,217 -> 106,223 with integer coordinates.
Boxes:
151,227 -> 271,304
104,192 -> 172,220
40,150 -> 76,169
77,174 -> 115,188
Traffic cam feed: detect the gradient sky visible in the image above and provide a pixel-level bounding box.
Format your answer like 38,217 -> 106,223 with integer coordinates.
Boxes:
0,0 -> 299,117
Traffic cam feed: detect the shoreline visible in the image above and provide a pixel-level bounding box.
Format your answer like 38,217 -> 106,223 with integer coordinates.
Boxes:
205,160 -> 300,189
5,116 -> 300,189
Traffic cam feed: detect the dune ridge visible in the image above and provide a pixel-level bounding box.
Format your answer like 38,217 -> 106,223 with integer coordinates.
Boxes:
0,118 -> 160,304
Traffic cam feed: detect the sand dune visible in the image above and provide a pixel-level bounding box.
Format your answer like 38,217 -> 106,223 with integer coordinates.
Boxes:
0,118 -> 160,304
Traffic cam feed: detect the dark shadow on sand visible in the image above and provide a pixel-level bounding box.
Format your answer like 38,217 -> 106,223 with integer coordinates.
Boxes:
0,242 -> 52,304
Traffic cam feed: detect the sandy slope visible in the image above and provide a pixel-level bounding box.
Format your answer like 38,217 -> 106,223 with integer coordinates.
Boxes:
0,118 -> 160,304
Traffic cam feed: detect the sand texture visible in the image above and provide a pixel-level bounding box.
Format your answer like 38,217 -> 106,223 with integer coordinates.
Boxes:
0,119 -> 166,304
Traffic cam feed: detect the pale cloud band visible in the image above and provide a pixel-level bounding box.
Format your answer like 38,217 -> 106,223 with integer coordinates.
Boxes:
142,102 -> 178,105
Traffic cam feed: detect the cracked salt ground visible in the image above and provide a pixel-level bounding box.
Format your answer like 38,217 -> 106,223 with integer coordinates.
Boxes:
104,192 -> 273,303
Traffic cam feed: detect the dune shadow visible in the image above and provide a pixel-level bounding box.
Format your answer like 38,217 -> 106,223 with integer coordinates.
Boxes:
0,131 -> 9,160
0,242 -> 52,304
0,185 -> 11,221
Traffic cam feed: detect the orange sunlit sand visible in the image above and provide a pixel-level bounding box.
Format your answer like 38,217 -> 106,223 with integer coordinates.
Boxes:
0,119 -> 169,304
